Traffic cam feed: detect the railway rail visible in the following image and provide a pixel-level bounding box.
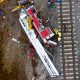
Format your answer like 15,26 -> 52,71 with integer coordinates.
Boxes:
57,0 -> 79,80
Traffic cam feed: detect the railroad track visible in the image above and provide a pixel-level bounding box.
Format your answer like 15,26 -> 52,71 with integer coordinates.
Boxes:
57,0 -> 79,80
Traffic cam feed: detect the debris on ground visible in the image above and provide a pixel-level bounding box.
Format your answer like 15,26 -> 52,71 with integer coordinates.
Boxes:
0,0 -> 61,80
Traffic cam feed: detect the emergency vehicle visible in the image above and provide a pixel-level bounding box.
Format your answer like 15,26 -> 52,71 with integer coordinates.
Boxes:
26,6 -> 58,45
18,1 -> 61,77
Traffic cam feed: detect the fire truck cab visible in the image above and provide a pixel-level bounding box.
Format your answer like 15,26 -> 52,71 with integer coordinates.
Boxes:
26,6 -> 57,45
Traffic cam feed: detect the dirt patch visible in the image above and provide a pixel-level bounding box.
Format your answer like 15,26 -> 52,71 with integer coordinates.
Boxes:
0,0 -> 54,80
